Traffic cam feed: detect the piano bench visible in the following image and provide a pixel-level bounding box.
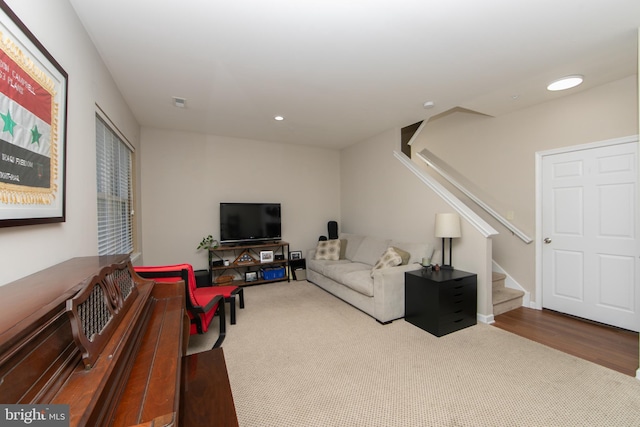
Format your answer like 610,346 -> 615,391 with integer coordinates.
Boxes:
181,347 -> 239,427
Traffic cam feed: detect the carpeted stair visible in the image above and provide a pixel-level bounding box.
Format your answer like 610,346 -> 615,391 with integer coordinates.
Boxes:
492,272 -> 524,316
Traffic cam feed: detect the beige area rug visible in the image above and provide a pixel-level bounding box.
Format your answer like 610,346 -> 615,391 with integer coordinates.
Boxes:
188,280 -> 640,427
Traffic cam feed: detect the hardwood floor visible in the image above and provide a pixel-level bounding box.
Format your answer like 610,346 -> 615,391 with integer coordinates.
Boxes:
493,307 -> 639,377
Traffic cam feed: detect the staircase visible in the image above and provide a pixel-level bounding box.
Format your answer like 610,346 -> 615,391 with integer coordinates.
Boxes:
492,272 -> 525,316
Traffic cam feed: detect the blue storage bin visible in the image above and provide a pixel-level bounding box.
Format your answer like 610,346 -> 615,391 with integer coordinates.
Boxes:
261,267 -> 285,280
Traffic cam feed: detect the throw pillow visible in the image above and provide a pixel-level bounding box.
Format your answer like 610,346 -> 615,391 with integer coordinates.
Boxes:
390,241 -> 432,265
314,239 -> 341,261
371,247 -> 403,276
339,239 -> 348,259
391,246 -> 410,265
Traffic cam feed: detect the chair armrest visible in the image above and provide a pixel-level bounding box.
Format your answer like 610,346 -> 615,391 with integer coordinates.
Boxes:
191,294 -> 224,314
371,263 -> 422,322
372,263 -> 421,291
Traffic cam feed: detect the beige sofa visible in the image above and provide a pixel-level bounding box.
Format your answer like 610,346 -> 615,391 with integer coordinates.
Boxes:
306,233 -> 431,323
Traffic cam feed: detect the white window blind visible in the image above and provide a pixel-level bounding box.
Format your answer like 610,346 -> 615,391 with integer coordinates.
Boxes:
96,114 -> 133,255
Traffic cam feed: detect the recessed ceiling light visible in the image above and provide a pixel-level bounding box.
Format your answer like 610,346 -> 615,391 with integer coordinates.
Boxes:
423,101 -> 435,109
547,75 -> 583,91
274,115 -> 284,121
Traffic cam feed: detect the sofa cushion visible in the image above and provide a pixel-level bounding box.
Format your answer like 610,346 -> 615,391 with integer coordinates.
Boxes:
314,239 -> 341,260
307,258 -> 350,276
323,262 -> 371,284
352,236 -> 391,266
341,270 -> 374,297
389,240 -> 432,265
339,233 -> 365,261
391,246 -> 410,265
371,247 -> 403,275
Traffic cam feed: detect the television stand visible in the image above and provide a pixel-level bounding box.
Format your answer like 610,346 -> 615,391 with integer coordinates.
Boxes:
208,241 -> 290,286
228,240 -> 281,247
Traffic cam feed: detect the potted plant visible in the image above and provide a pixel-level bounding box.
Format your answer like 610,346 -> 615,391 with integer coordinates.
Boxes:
197,235 -> 218,251
194,235 -> 219,287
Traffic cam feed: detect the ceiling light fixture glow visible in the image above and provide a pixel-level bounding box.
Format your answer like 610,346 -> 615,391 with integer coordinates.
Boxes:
547,75 -> 583,91
274,115 -> 284,121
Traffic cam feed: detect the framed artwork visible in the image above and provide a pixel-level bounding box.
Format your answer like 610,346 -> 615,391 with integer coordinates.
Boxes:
260,250 -> 274,263
0,1 -> 68,227
245,271 -> 258,282
290,250 -> 302,260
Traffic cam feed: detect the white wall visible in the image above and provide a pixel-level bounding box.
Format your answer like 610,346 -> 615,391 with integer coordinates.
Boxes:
412,75 -> 638,300
340,129 -> 494,318
138,127 -> 340,270
341,129 -> 444,242
0,0 -> 140,286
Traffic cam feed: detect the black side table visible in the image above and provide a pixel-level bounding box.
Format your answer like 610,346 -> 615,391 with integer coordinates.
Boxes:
405,268 -> 477,337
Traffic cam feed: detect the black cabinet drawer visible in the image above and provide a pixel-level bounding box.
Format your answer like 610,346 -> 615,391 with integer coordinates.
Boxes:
439,296 -> 474,316
440,286 -> 468,299
437,315 -> 477,336
440,310 -> 467,324
404,269 -> 477,337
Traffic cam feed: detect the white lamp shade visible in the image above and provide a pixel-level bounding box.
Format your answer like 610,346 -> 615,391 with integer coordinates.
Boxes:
435,213 -> 461,238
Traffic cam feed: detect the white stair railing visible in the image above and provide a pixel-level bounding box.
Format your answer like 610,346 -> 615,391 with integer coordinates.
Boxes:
416,149 -> 533,244
393,151 -> 498,239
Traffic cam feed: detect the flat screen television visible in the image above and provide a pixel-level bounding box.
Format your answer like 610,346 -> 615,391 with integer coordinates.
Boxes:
220,202 -> 281,245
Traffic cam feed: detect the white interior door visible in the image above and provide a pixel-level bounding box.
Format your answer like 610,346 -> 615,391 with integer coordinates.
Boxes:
541,140 -> 639,332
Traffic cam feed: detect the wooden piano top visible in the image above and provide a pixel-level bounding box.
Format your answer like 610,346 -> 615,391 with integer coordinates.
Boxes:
0,255 -> 239,426
0,255 -> 189,426
0,255 -> 130,339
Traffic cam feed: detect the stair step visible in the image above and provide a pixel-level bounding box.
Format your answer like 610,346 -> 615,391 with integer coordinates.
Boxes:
492,272 -> 507,291
493,286 -> 525,316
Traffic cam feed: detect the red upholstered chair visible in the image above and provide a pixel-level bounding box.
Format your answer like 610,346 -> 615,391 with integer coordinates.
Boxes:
134,264 -> 226,348
196,273 -> 245,325
209,284 -> 244,325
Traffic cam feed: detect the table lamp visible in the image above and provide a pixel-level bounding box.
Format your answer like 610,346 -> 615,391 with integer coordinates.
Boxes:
435,213 -> 461,270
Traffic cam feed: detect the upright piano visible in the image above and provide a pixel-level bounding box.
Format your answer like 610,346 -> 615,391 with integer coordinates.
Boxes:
0,255 -> 238,426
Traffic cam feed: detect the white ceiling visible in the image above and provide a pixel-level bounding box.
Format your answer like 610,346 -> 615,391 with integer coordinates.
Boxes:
68,0 -> 640,149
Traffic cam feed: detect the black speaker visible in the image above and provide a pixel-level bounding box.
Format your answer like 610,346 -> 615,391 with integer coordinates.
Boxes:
328,221 -> 338,240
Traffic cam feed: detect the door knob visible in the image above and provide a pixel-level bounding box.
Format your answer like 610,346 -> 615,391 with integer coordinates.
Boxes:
543,237 -> 552,244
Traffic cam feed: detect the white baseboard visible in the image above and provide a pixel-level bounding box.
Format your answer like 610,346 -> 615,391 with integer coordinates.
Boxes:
478,313 -> 494,324
637,368 -> 640,381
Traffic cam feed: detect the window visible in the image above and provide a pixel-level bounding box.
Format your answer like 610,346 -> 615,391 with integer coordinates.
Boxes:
96,113 -> 133,255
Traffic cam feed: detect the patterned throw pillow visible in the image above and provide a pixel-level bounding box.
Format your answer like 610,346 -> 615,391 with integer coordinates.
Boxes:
314,239 -> 341,260
391,246 -> 410,265
371,247 -> 403,276
339,239 -> 348,259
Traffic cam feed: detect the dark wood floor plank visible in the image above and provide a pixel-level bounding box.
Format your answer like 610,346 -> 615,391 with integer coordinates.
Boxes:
493,307 -> 638,377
